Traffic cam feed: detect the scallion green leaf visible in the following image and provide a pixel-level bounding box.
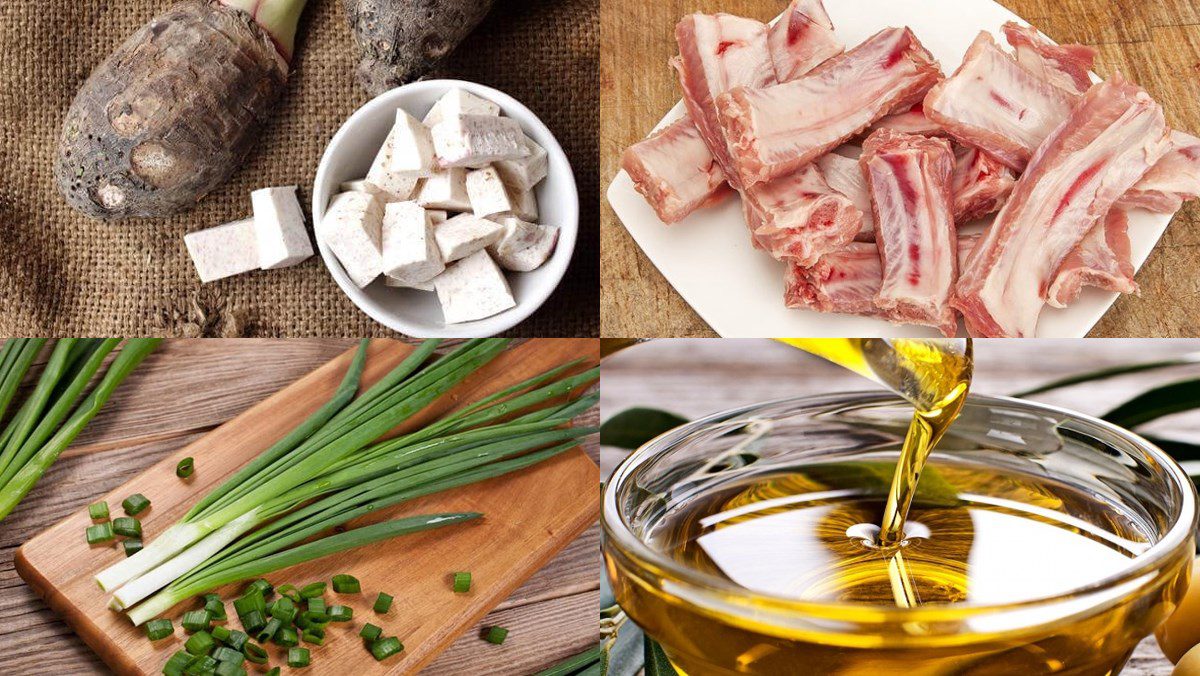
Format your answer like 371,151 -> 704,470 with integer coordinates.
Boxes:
255,617 -> 282,643
213,661 -> 245,676
274,626 -> 299,647
331,574 -> 360,593
299,582 -> 326,598
484,626 -> 508,644
301,628 -> 325,646
287,647 -> 311,667
370,636 -> 404,661
183,656 -> 217,676
184,630 -> 215,655
145,618 -> 174,641
176,457 -> 194,479
211,625 -> 231,643
89,501 -> 109,521
374,592 -> 394,613
360,623 -> 382,642
123,539 -> 144,557
245,579 -> 273,598
122,493 -> 151,516
86,522 -> 115,544
269,596 -> 296,623
163,651 -> 193,676
328,605 -> 352,622
453,572 -> 471,594
113,516 -> 142,538
211,646 -> 243,663
225,630 -> 248,651
243,642 -> 268,664
306,597 -> 325,615
181,609 -> 210,633
204,596 -> 227,622
240,609 -> 266,634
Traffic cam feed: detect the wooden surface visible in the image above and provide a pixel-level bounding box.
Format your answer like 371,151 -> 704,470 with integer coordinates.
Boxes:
1,339 -> 600,675
600,338 -> 1200,674
599,0 -> 1200,338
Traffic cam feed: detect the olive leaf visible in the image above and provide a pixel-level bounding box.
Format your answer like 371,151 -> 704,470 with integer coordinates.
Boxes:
1012,355 -> 1200,397
1102,378 -> 1200,429
600,407 -> 688,450
644,636 -> 681,676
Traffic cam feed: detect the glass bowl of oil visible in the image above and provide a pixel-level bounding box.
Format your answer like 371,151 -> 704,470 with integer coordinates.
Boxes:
602,392 -> 1198,675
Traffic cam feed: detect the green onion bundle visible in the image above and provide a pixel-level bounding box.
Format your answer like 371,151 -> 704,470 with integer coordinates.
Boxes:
94,338 -> 598,626
0,338 -> 160,522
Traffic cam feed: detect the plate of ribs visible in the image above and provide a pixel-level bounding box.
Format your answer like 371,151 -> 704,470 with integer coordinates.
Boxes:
606,0 -> 1200,337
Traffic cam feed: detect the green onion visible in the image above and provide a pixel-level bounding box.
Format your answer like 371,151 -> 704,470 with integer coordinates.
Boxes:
184,656 -> 217,675
328,605 -> 352,622
331,574 -> 360,593
276,584 -> 300,601
269,596 -> 296,623
243,642 -> 268,664
296,610 -> 329,629
225,630 -> 249,651
453,572 -> 471,593
0,339 -> 159,522
255,617 -> 282,643
145,618 -> 174,640
214,661 -> 245,676
211,646 -> 243,663
122,493 -> 151,516
123,539 -> 144,557
301,628 -> 325,646
360,623 -> 382,642
211,626 -> 231,643
96,340 -> 596,629
113,516 -> 142,538
533,645 -> 604,676
163,651 -> 193,676
233,590 -> 264,618
484,626 -> 508,644
176,457 -> 194,479
274,626 -> 299,647
374,592 -> 394,613
89,501 -> 109,520
306,597 -> 325,615
245,579 -> 273,598
204,596 -> 227,621
265,669 -> 280,676
240,609 -> 266,633
299,582 -> 326,598
184,630 -> 215,655
181,609 -> 210,633
370,636 -> 404,661
86,522 -> 115,544
287,647 -> 311,667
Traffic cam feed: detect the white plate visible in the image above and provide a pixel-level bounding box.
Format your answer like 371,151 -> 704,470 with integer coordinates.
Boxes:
605,0 -> 1175,338
314,79 -> 578,338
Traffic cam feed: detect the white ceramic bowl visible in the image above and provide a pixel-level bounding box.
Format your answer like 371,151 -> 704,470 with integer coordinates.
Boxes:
313,79 -> 578,337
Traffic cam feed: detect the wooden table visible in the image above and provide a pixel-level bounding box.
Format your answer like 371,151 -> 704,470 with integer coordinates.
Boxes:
599,0 -> 1200,338
0,340 -> 599,675
600,338 -> 1200,673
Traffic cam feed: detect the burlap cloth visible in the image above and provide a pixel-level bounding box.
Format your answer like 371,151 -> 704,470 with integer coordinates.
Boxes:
0,0 -> 598,337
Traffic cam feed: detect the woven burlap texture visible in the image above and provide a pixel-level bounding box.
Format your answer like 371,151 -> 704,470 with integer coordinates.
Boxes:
0,0 -> 599,337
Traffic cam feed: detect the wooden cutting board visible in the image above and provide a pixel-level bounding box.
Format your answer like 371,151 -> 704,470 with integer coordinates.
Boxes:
15,338 -> 600,676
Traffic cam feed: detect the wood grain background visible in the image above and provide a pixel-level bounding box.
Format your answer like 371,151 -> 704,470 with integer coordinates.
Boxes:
0,339 -> 599,675
601,338 -> 1200,673
599,0 -> 1200,338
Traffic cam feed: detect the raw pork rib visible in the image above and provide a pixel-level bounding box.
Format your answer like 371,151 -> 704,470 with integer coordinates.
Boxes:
621,116 -> 731,223
1047,208 -> 1138,307
953,77 -> 1168,337
784,242 -> 887,316
952,146 -> 1016,222
869,103 -> 945,137
816,152 -> 875,240
673,13 -> 776,189
743,163 -> 863,266
861,129 -> 959,336
924,32 -> 1075,171
716,27 -> 941,187
1002,22 -> 1096,95
768,0 -> 842,82
1120,131 -> 1200,213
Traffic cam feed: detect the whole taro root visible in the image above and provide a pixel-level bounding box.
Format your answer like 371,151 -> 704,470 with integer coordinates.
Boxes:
55,0 -> 306,220
345,0 -> 495,96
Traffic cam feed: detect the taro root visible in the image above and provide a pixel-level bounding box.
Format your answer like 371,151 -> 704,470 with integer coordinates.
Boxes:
55,0 -> 308,220
344,0 -> 495,96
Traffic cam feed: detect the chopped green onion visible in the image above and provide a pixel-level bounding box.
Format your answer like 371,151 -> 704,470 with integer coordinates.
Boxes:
265,669 -> 280,676
214,661 -> 245,676
86,522 -> 115,544
204,596 -> 227,621
243,642 -> 268,664
122,493 -> 151,516
184,656 -> 217,675
255,617 -> 282,643
233,590 -> 264,617
181,609 -> 210,633
163,651 -> 193,676
274,626 -> 299,647
307,597 -> 326,615
370,636 -> 404,661
360,623 -> 382,642
225,630 -> 248,651
276,584 -> 300,601
269,596 -> 296,623
123,539 -> 144,557
177,457 -> 194,478
145,618 -> 174,641
374,592 -> 394,613
301,628 -> 325,646
89,501 -> 109,520
484,626 -> 508,645
287,647 -> 311,668
211,646 -> 243,663
299,582 -> 326,598
296,610 -> 329,629
211,626 -> 231,642
184,630 -> 215,655
245,579 -> 273,598
240,609 -> 266,633
331,574 -> 360,593
328,605 -> 352,622
453,572 -> 471,593
113,516 -> 142,538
